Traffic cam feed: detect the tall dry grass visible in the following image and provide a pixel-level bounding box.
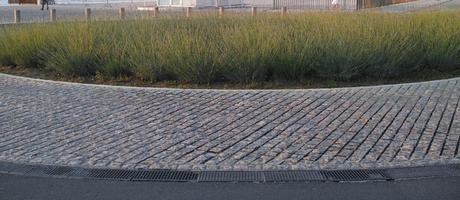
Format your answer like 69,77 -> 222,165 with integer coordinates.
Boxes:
0,10 -> 459,84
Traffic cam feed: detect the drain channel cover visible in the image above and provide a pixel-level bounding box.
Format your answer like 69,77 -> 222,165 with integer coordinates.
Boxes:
0,161 -> 458,183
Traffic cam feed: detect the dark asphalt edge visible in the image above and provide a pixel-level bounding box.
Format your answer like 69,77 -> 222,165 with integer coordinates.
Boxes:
0,161 -> 459,183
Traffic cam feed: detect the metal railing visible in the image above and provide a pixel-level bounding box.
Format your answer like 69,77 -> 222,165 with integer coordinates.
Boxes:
245,0 -> 357,9
2,0 -> 425,9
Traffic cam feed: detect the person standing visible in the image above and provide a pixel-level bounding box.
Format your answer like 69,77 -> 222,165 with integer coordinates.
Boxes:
41,0 -> 49,10
331,0 -> 339,8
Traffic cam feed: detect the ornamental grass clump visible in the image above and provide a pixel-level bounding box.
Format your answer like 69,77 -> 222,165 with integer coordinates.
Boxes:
0,10 -> 458,84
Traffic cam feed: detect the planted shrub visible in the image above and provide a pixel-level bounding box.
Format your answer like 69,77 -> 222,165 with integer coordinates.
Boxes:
0,10 -> 458,84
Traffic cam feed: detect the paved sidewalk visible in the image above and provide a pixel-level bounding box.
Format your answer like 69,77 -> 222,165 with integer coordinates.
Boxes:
378,0 -> 452,11
440,0 -> 460,8
0,3 -> 153,24
1,0 -> 458,24
0,73 -> 459,171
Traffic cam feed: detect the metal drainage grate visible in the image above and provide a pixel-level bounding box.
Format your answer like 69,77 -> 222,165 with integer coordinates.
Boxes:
132,170 -> 198,181
198,171 -> 264,182
320,169 -> 391,181
86,169 -> 139,180
0,161 -> 458,183
264,171 -> 324,182
44,166 -> 74,176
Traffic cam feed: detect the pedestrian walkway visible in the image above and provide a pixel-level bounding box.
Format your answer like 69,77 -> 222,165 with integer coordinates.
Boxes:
1,73 -> 459,170
1,0 -> 457,24
0,3 -> 149,24
378,0 -> 453,11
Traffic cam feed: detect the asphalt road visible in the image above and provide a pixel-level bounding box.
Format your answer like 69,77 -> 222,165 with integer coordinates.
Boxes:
1,173 -> 459,200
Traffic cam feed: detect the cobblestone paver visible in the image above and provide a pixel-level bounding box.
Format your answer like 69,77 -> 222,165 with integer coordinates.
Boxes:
1,73 -> 459,171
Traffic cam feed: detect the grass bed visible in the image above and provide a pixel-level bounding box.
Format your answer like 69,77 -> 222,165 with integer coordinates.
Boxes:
0,10 -> 459,87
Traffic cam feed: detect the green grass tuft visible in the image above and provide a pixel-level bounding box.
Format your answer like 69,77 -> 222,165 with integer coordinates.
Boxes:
0,10 -> 459,85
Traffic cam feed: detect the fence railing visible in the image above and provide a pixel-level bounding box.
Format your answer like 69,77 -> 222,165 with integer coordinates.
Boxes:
4,0 -> 422,9
0,0 -> 432,24
360,0 -> 418,8
247,0 -> 418,9
270,0 -> 357,9
8,0 -> 40,4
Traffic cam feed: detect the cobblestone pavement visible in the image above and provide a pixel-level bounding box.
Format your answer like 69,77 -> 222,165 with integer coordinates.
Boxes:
1,73 -> 460,171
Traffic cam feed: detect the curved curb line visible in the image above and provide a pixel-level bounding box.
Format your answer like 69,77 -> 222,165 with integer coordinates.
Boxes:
1,161 -> 459,183
1,72 -> 460,92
